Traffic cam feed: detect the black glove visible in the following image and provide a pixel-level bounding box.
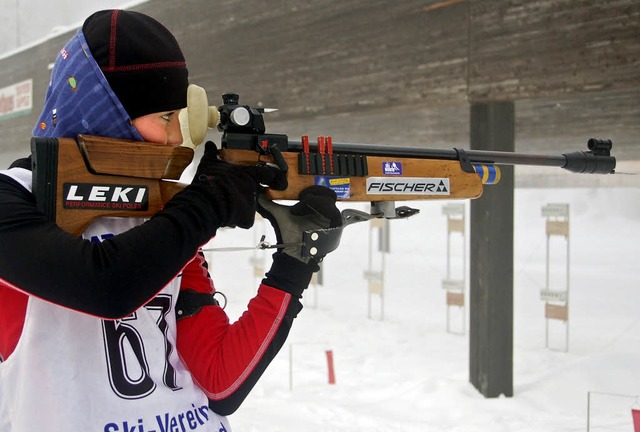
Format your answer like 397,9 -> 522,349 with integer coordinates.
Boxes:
193,141 -> 287,229
257,185 -> 343,266
197,141 -> 288,189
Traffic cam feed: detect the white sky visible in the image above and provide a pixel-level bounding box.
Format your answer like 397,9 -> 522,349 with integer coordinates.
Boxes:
0,0 -> 142,56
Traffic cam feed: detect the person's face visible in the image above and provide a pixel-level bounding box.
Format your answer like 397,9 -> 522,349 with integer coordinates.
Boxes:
132,110 -> 183,145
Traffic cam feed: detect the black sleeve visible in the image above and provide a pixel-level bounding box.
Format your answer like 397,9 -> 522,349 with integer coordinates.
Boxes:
0,172 -> 229,318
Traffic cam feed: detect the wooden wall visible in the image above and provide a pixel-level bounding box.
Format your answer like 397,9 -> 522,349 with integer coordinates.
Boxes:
0,0 -> 637,185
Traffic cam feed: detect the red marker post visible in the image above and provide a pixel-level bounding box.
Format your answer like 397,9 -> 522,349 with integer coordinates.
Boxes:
325,350 -> 336,385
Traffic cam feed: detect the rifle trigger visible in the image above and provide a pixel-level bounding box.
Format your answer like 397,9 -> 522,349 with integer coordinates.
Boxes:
454,148 -> 475,174
268,143 -> 289,172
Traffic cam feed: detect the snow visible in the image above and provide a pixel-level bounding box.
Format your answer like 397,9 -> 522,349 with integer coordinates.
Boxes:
204,187 -> 640,431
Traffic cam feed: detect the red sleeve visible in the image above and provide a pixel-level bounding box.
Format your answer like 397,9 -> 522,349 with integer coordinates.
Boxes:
0,283 -> 28,361
176,253 -> 301,415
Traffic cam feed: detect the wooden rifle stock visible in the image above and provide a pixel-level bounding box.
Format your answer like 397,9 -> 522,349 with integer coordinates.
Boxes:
30,135 -> 483,236
31,135 -> 191,236
218,148 -> 484,202
31,131 -> 615,236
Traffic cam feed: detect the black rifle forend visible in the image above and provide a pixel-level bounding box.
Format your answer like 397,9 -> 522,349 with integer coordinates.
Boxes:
217,94 -> 616,176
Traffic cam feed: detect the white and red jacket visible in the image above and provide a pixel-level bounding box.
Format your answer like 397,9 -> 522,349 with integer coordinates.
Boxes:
0,164 -> 310,432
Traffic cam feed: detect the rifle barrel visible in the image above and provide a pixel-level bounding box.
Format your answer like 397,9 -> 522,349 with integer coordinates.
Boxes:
287,140 -> 615,174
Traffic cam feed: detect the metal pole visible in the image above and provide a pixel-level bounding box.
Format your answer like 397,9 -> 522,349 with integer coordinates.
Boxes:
289,344 -> 293,391
446,218 -> 452,332
463,209 -> 467,334
446,298 -> 451,333
587,391 -> 591,432
566,217 -> 571,352
545,227 -> 550,349
446,225 -> 452,279
381,228 -> 386,321
367,224 -> 373,319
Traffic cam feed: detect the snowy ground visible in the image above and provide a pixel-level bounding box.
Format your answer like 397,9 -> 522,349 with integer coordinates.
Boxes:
204,187 -> 640,432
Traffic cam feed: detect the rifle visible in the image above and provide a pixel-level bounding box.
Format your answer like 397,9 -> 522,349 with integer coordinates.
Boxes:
31,92 -> 616,240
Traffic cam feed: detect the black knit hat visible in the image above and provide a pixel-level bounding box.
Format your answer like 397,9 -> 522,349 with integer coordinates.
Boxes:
82,10 -> 188,120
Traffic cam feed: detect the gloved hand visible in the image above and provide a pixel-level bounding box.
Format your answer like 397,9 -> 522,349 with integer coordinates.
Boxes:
257,186 -> 343,267
193,141 -> 287,229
